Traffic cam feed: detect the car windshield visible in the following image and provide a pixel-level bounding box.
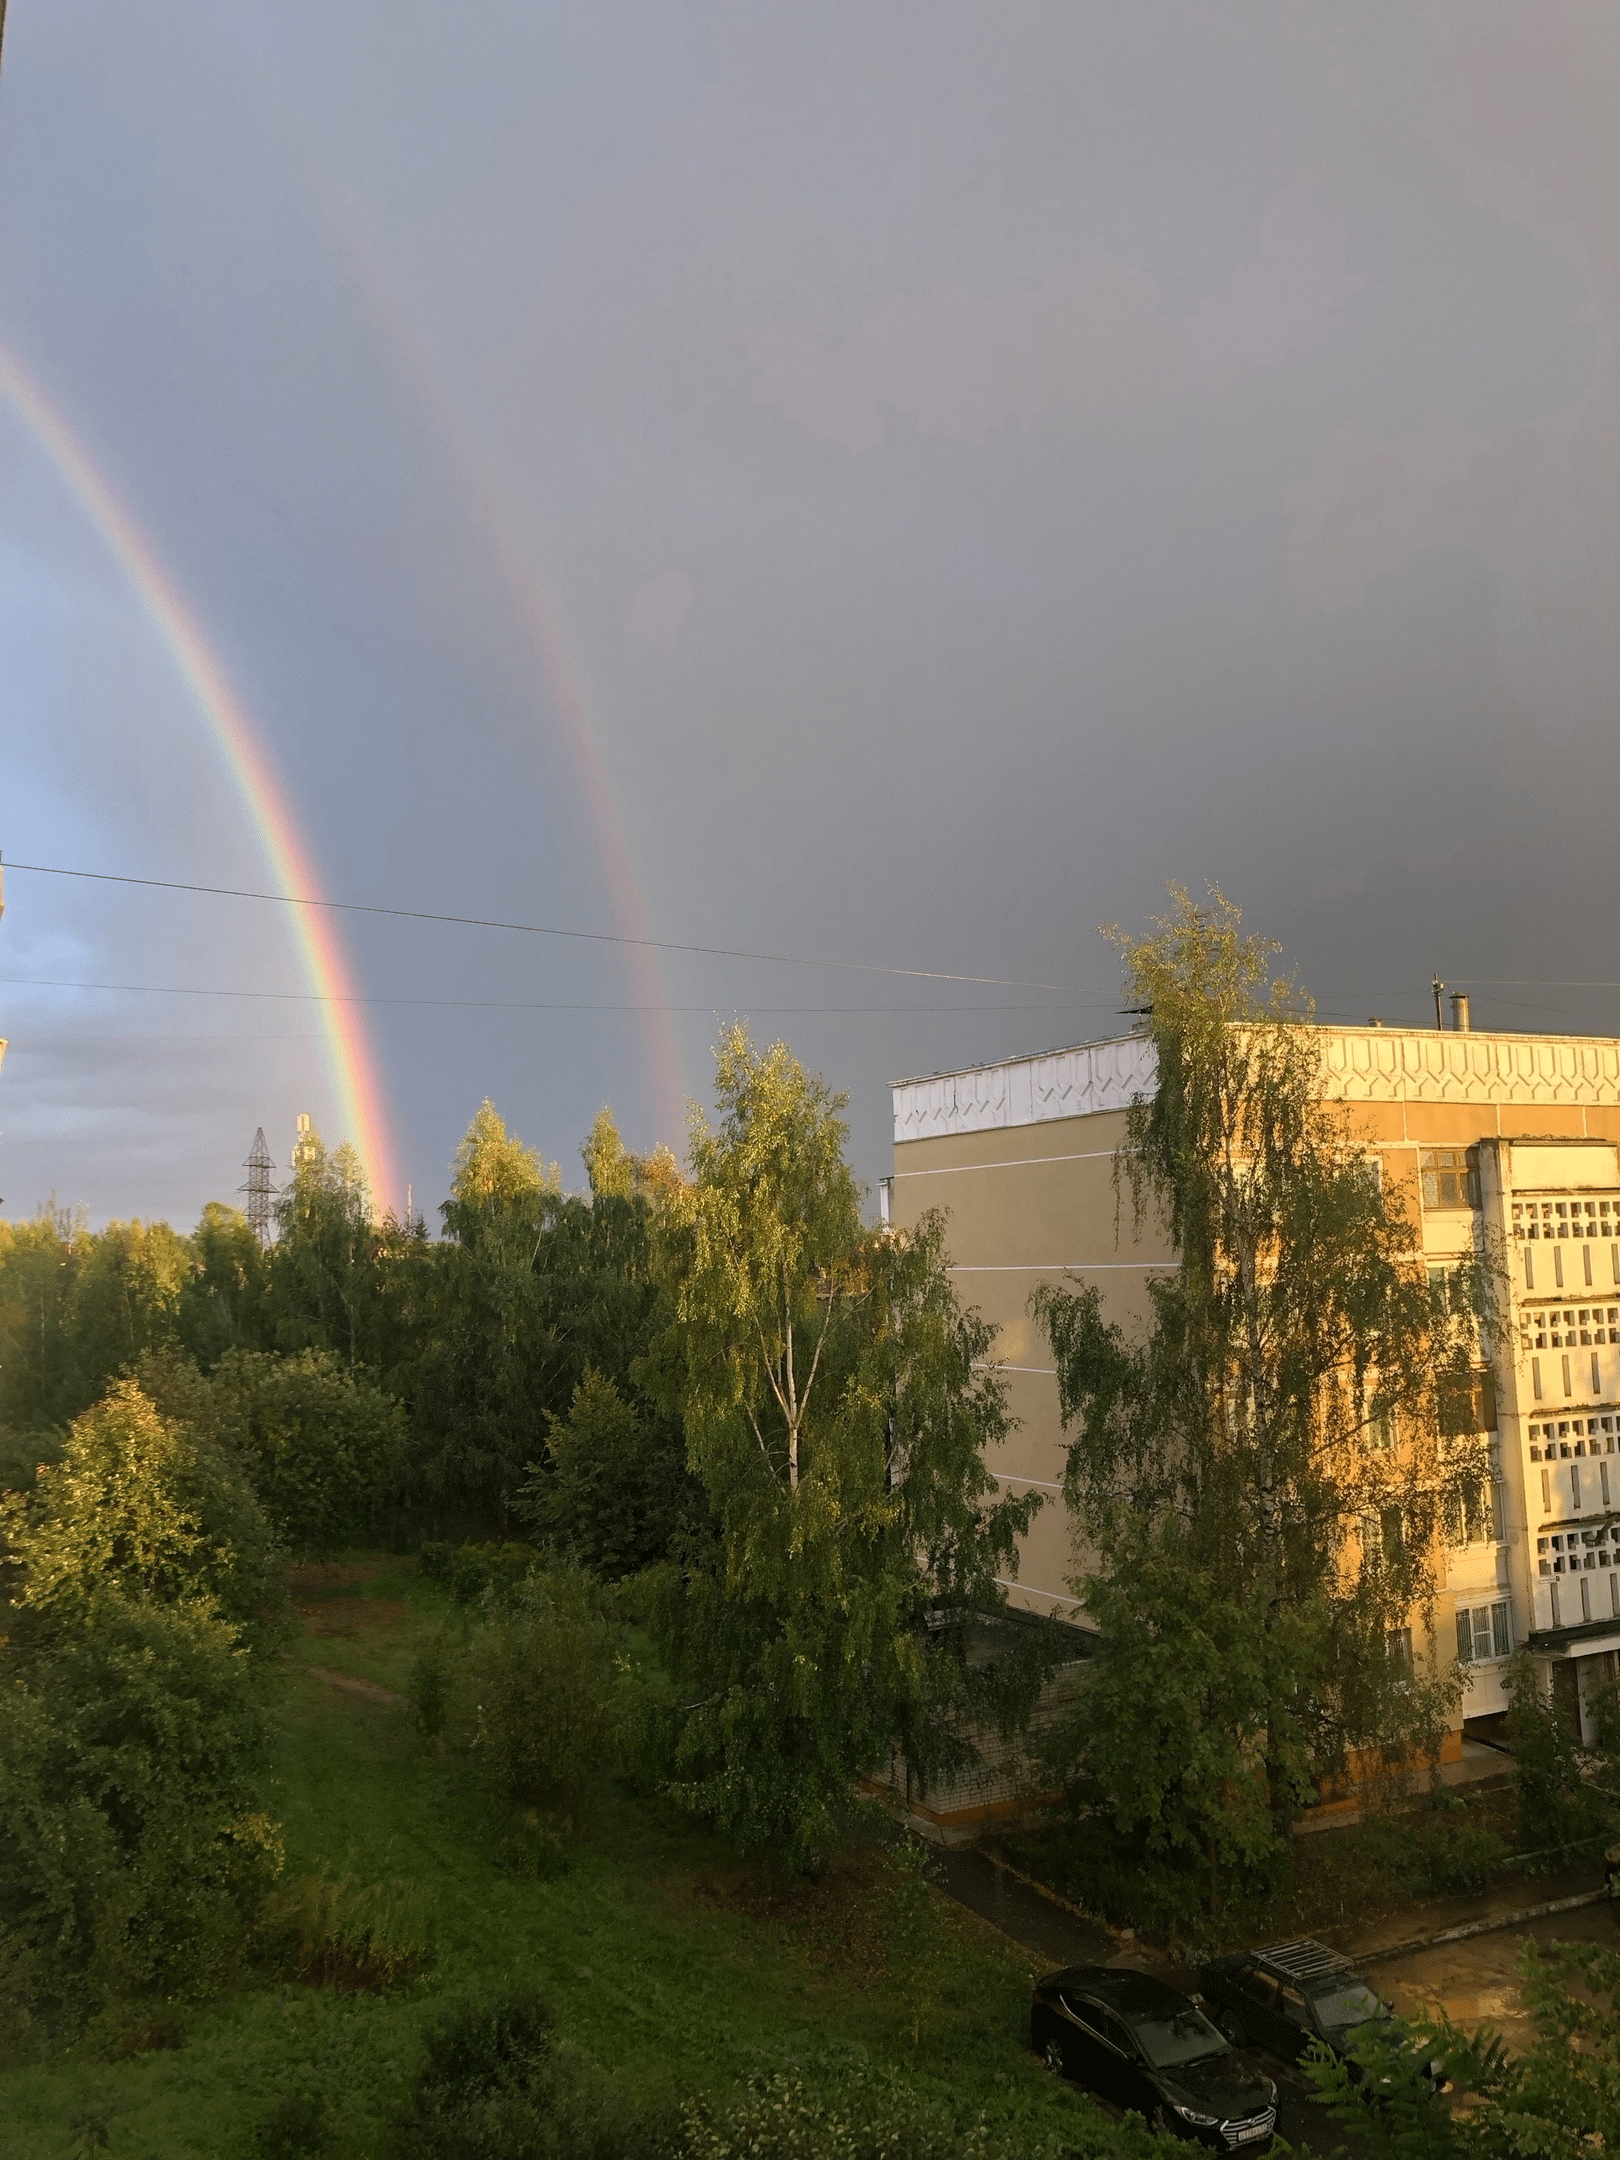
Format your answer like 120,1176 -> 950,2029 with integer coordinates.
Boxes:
1128,2003 -> 1229,2069
1311,1983 -> 1389,2037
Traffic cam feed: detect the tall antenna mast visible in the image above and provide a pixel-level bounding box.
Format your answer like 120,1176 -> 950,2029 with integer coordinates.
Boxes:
240,1127 -> 276,1245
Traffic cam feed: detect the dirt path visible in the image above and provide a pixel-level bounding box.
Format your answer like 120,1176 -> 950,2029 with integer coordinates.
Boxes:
297,1662 -> 410,1707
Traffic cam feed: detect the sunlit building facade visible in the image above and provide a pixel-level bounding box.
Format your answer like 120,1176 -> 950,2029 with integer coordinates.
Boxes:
883,1021 -> 1620,1748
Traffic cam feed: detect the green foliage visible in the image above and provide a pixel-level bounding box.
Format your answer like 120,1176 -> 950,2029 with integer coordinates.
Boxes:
457,1570 -> 626,1825
0,1378 -> 277,1635
391,1982 -> 638,2160
517,1368 -> 700,1580
1034,888 -> 1490,1901
679,2067 -> 1093,2160
0,1593 -> 281,2042
0,1206 -> 190,1432
147,1346 -> 409,1556
0,1380 -> 281,2039
646,1027 -> 1038,1869
1305,1938 -> 1620,2160
404,1101 -> 676,1527
254,2086 -> 338,2160
178,1202 -> 270,1368
257,1868 -> 431,1989
1504,1650 -> 1620,1857
420,1538 -> 546,1604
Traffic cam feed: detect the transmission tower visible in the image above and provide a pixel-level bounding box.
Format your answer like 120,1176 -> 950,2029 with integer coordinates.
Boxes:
240,1127 -> 276,1245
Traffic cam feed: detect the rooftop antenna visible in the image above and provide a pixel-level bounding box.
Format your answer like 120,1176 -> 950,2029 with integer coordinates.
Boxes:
240,1127 -> 276,1246
1432,977 -> 1446,1030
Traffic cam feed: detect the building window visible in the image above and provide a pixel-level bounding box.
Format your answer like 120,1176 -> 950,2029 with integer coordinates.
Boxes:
1421,1148 -> 1478,1209
1572,1463 -> 1583,1510
1386,1627 -> 1413,1671
1448,1473 -> 1499,1546
1455,1600 -> 1512,1664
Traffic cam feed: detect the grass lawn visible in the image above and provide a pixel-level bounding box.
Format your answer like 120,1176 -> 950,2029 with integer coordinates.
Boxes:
1,1556 -> 1131,2159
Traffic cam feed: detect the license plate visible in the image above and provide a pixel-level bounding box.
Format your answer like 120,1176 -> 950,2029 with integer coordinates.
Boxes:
1233,2124 -> 1270,2143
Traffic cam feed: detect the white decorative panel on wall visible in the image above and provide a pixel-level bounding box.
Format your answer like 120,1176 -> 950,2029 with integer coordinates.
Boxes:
894,1026 -> 1620,1144
893,1036 -> 1157,1142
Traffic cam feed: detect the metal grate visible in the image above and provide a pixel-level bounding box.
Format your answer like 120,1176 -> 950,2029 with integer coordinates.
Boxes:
1255,1938 -> 1352,1984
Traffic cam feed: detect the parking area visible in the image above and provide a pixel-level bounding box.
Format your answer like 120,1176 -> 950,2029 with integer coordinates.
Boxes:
934,1842 -> 1617,2149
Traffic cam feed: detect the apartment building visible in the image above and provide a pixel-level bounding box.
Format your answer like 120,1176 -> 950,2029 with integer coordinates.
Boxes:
883,1020 -> 1620,1747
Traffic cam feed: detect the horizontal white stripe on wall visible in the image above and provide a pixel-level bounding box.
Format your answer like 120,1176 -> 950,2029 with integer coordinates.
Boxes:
949,1261 -> 1172,1272
892,1147 -> 1121,1178
994,1575 -> 1085,1605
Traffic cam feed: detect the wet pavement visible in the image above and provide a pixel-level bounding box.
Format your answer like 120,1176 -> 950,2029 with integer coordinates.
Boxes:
930,1843 -> 1617,2150
1366,1890 -> 1617,2055
930,1847 -> 1329,2150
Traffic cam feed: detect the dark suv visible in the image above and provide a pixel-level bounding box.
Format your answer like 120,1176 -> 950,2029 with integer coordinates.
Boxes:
1197,1939 -> 1437,2083
1031,1966 -> 1277,2149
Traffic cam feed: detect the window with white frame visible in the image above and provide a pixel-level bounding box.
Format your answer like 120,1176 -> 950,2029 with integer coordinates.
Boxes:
1454,1600 -> 1512,1663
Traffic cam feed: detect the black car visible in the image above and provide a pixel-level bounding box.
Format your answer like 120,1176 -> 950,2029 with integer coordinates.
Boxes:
1198,1938 -> 1440,2084
1031,1966 -> 1277,2149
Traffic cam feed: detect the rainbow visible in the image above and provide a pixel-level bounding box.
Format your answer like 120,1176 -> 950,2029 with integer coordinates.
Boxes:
0,340 -> 400,1212
292,163 -> 688,1147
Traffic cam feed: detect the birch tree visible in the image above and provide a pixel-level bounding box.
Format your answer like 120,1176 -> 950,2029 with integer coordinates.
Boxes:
1035,888 -> 1493,1911
647,1027 -> 1038,1866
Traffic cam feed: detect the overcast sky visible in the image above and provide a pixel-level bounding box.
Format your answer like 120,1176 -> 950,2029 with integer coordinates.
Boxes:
2,3 -> 1617,1229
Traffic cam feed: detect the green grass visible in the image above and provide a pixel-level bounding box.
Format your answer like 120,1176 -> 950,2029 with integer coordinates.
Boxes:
1,1557 -> 1122,2158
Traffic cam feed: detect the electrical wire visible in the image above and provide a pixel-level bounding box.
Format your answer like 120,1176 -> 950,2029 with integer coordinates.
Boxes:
0,971 -> 1107,1015
1,857 -> 1082,993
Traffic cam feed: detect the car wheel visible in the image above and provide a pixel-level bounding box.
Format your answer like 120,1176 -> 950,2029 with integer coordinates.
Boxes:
1043,2037 -> 1066,2077
1217,2010 -> 1248,2047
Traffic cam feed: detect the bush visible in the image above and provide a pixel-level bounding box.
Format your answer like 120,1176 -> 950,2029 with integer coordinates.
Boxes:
462,1571 -> 625,1825
0,1380 -> 281,2038
421,1539 -> 545,1606
143,1347 -> 407,1557
256,1868 -> 431,1990
1505,1651 -> 1618,1859
0,1378 -> 277,1636
391,1983 -> 637,2160
255,2088 -> 337,2159
0,1594 -> 280,2037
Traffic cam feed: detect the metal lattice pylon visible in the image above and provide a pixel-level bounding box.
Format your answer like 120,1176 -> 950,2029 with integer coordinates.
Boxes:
240,1127 -> 277,1245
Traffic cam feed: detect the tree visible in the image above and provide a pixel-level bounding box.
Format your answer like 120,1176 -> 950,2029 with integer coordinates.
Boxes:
141,1348 -> 408,1558
515,1367 -> 699,1581
178,1202 -> 269,1368
1306,1939 -> 1620,2160
645,1027 -> 1039,1867
0,1380 -> 280,2036
1033,889 -> 1490,1908
266,1122 -> 375,1365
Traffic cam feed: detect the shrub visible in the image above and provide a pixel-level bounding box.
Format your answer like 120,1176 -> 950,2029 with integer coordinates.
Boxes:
144,1347 -> 407,1557
0,1593 -> 280,2036
0,1380 -> 281,2037
420,1539 -> 545,1606
254,2087 -> 337,2160
0,1378 -> 277,1636
462,1571 -> 625,1824
256,1868 -> 430,1990
391,1983 -> 636,2160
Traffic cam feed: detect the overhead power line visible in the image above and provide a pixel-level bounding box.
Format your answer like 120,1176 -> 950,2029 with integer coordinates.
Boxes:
0,971 -> 1105,1016
2,858 -> 1079,994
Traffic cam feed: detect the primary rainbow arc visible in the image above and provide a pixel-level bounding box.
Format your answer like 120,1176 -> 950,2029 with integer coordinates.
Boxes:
0,340 -> 400,1214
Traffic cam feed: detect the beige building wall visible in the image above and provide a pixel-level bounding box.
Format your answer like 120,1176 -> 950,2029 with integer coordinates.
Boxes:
887,1024 -> 1620,1739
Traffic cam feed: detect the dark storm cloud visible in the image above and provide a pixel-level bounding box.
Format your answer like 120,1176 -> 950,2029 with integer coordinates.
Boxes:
2,3 -> 1616,1224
